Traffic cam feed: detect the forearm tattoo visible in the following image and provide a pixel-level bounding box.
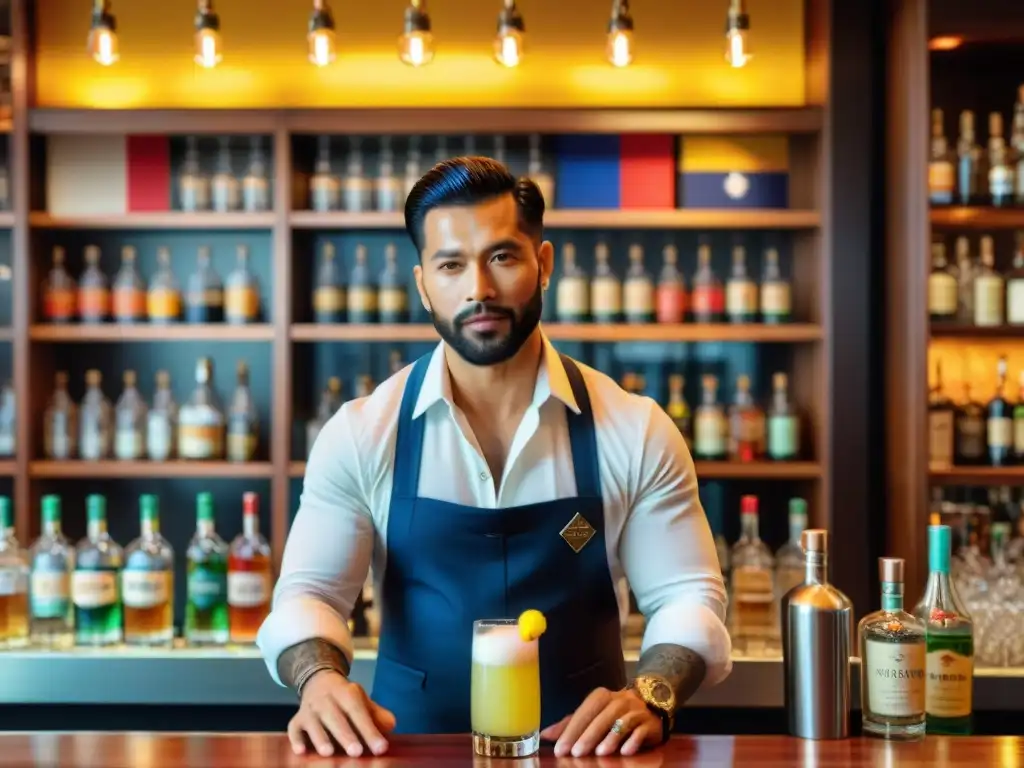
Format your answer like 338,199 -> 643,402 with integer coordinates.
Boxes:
277,638 -> 351,690
635,643 -> 707,710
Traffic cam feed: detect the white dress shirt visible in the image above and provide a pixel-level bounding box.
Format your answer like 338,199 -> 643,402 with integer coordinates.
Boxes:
257,332 -> 732,689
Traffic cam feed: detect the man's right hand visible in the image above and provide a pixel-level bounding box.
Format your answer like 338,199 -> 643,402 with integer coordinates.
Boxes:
287,670 -> 397,757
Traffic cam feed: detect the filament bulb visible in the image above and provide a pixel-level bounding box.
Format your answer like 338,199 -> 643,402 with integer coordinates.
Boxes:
493,0 -> 525,68
725,0 -> 752,68
308,1 -> 337,67
87,1 -> 119,66
194,1 -> 222,68
605,1 -> 634,68
398,0 -> 434,67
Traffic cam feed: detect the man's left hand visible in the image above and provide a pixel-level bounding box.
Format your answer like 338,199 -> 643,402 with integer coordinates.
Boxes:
539,687 -> 664,757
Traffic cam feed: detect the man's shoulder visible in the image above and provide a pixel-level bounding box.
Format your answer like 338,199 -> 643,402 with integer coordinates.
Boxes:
567,358 -> 661,449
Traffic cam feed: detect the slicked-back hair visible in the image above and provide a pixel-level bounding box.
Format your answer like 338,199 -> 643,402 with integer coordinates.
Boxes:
404,155 -> 546,253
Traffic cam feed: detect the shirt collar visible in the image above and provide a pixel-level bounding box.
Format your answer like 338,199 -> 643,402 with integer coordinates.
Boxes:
412,330 -> 580,419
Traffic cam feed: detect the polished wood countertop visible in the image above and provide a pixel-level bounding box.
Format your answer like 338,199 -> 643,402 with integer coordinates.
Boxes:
0,733 -> 1019,767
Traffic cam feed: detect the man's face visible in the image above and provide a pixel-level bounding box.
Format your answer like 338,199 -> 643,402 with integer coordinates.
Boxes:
413,193 -> 553,366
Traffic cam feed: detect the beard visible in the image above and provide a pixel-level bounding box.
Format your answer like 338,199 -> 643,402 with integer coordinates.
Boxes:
428,279 -> 544,366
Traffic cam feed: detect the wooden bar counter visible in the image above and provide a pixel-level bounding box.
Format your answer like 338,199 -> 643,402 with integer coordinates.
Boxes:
0,733 -> 1019,767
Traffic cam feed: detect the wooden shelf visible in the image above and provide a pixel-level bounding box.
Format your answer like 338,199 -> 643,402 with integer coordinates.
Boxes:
930,466 -> 1024,485
30,461 -> 274,480
290,209 -> 821,231
930,207 -> 1024,228
930,323 -> 1024,339
0,460 -> 14,477
29,212 -> 276,230
292,322 -> 822,343
30,324 -> 275,342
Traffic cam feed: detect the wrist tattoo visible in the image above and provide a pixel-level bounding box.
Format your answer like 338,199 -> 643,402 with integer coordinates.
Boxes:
278,638 -> 351,690
635,643 -> 707,710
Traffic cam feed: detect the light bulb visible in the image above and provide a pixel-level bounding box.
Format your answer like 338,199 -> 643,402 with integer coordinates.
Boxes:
399,31 -> 434,67
493,0 -> 524,68
309,28 -> 336,66
605,1 -> 634,68
87,1 -> 119,66
195,27 -> 222,68
725,27 -> 751,67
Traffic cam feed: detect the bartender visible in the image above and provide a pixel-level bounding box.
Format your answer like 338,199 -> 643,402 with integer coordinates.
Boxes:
257,156 -> 731,759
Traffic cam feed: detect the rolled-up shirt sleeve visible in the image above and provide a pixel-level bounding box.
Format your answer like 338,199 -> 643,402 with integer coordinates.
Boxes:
621,401 -> 732,688
256,407 -> 375,686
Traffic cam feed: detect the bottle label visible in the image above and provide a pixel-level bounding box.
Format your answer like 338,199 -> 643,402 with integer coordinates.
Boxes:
760,283 -> 791,317
147,288 -> 181,321
212,179 -> 241,212
694,412 -> 725,456
925,649 -> 972,718
310,181 -> 340,212
973,276 -> 1004,326
958,416 -> 985,459
80,426 -> 109,461
226,432 -> 257,463
988,416 -> 1012,449
147,414 -> 173,461
114,429 -> 145,460
180,179 -> 210,211
179,423 -> 225,460
375,183 -> 402,213
187,289 -> 224,310
691,285 -> 724,316
188,567 -> 227,611
228,571 -> 271,607
590,278 -> 621,317
314,287 -> 346,314
655,284 -> 685,323
726,280 -> 758,315
225,287 -> 259,321
929,410 -> 954,468
348,286 -> 378,315
767,415 -> 799,459
929,161 -> 954,202
865,639 -> 926,718
343,184 -> 373,213
623,278 -> 654,318
557,277 -> 590,319
72,571 -> 117,608
112,288 -> 147,320
379,288 -> 407,315
30,571 -> 70,618
0,567 -> 26,596
47,431 -> 72,460
989,165 -> 1014,197
1007,281 -> 1024,324
928,273 -> 958,316
122,570 -> 171,608
243,179 -> 270,212
78,287 -> 110,320
43,288 -> 77,321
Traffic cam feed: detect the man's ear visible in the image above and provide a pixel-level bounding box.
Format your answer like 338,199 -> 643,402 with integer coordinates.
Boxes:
413,264 -> 431,313
538,239 -> 555,289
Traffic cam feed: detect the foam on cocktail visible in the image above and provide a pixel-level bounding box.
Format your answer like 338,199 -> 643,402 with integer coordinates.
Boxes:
472,625 -> 538,667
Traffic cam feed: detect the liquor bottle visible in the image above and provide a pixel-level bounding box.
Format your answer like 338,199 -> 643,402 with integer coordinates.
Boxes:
179,135 -> 210,212
1014,87 -> 1024,206
355,375 -> 376,399
555,242 -> 589,323
655,244 -> 686,324
0,381 -> 13,458
954,383 -> 986,466
1014,370 -> 1024,464
185,246 -> 225,323
956,110 -> 982,205
434,135 -> 449,167
986,356 -> 1013,466
310,135 -> 340,212
178,357 -> 226,460
766,373 -> 800,461
729,495 -> 776,656
211,136 -> 241,213
693,374 -> 727,461
0,496 -> 29,649
774,498 -> 808,600
914,525 -> 974,735
307,377 -> 343,457
954,236 -> 974,323
973,236 -> 1003,327
987,112 -> 1014,207
706,503 -> 730,584
620,372 -> 641,396
147,370 -> 178,462
493,134 -> 508,166
78,245 -> 110,324
226,361 -> 258,463
760,247 -> 791,324
29,495 -> 73,649
858,557 -> 926,740
113,370 -> 147,461
342,136 -> 373,213
43,371 -> 78,459
241,136 -> 270,213
72,494 -> 123,647
147,246 -> 182,324
379,244 -> 408,323
79,369 -> 113,461
928,108 -> 955,205
375,136 -> 402,213
347,244 -> 378,324
122,495 -> 174,647
623,244 -> 654,324
665,374 -> 692,452
590,243 -> 621,324
111,246 -> 147,324
185,493 -> 229,646
313,241 -> 346,323
1006,232 -> 1024,326
402,136 -> 422,202
42,246 -> 76,324
928,359 -> 955,470
527,133 -> 555,208
228,492 -> 273,644
224,244 -> 260,324
725,244 -> 757,324
729,375 -> 765,462
928,241 -> 958,323
691,242 -> 724,323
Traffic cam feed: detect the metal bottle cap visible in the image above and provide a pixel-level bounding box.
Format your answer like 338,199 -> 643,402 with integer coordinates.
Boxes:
879,557 -> 904,583
801,529 -> 828,553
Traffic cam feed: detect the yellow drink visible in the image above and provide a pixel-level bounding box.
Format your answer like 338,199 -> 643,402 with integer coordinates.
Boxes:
471,621 -> 541,757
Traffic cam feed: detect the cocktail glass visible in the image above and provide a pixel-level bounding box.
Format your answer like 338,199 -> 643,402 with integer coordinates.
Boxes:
470,618 -> 541,757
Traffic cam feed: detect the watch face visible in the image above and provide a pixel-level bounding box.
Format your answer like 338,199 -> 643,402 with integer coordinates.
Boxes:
651,681 -> 672,705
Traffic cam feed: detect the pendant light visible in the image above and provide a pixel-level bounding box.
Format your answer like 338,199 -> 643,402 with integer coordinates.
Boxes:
605,0 -> 633,68
308,0 -> 337,67
493,0 -> 524,68
194,0 -> 223,69
398,0 -> 434,67
87,0 -> 119,66
725,0 -> 752,68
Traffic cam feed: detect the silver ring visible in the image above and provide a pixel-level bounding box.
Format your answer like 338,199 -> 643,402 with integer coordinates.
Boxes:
610,718 -> 627,735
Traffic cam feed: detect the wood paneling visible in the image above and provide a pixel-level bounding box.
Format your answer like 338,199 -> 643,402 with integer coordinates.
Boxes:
930,207 -> 1024,229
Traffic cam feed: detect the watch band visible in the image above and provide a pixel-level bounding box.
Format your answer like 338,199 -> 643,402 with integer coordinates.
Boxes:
627,678 -> 675,743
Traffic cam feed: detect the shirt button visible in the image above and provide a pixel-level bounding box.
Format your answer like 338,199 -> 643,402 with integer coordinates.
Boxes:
479,471 -> 490,481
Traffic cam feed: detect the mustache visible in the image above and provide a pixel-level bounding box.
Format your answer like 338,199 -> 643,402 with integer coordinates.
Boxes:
454,302 -> 516,326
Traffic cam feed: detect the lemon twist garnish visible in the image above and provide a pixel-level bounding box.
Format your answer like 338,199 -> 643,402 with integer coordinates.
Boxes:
517,609 -> 547,642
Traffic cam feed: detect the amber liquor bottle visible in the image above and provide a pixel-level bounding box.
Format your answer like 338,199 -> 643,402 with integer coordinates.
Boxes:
227,492 -> 272,644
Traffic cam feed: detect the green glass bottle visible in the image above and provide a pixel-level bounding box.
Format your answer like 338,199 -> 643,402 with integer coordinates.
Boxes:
72,495 -> 123,646
185,492 -> 229,645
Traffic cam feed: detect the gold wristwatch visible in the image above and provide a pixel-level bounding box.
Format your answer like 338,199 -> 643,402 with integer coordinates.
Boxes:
628,674 -> 676,742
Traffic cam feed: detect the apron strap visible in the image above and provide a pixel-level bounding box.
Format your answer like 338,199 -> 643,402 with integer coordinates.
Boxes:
557,353 -> 602,500
392,352 -> 433,499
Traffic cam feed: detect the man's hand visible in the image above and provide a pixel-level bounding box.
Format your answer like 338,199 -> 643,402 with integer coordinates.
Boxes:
539,687 -> 663,758
287,670 -> 397,758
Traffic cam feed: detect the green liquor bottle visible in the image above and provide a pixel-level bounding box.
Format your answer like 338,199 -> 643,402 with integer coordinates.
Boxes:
913,524 -> 974,735
72,495 -> 123,646
185,492 -> 229,646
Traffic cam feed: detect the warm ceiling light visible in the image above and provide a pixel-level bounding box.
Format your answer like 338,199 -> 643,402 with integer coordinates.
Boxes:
398,0 -> 434,67
606,0 -> 634,67
929,36 -> 964,51
725,0 -> 752,68
308,0 -> 337,66
87,0 -> 119,66
194,0 -> 222,69
493,0 -> 525,68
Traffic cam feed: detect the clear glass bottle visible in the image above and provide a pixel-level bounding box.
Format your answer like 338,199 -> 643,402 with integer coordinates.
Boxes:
691,241 -> 724,323
79,369 -> 113,461
760,247 -> 791,324
342,136 -> 373,212
402,136 -> 423,203
77,245 -> 110,324
987,112 -> 1014,207
0,496 -> 29,649
43,371 -> 78,460
725,243 -> 757,323
185,246 -> 225,324
379,243 -> 408,323
527,133 -> 555,208
226,361 -> 258,463
913,525 -> 974,735
29,495 -> 74,649
185,492 -> 229,646
954,236 -> 974,323
973,236 -> 1004,327
665,374 -> 692,452
693,374 -> 727,461
590,242 -> 621,324
72,494 -> 123,647
179,135 -> 210,212
211,136 -> 241,213
929,108 -> 955,206
178,357 -> 226,461
655,244 -> 686,324
0,381 -> 14,458
858,557 -> 926,740
767,372 -> 800,461
242,135 -> 270,213
225,244 -> 260,324
147,246 -> 182,324
228,492 -> 273,644
623,244 -> 654,324
555,242 -> 589,323
313,241 -> 346,323
729,495 -> 777,656
1006,231 -> 1024,326
928,241 -> 958,323
42,246 -> 77,324
956,110 -> 983,206
113,369 -> 147,461
307,376 -> 343,457
122,495 -> 174,646
147,370 -> 178,462
347,244 -> 378,324
775,498 -> 808,600
375,136 -> 403,213
111,245 -> 147,324
729,374 -> 765,462
310,135 -> 340,212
